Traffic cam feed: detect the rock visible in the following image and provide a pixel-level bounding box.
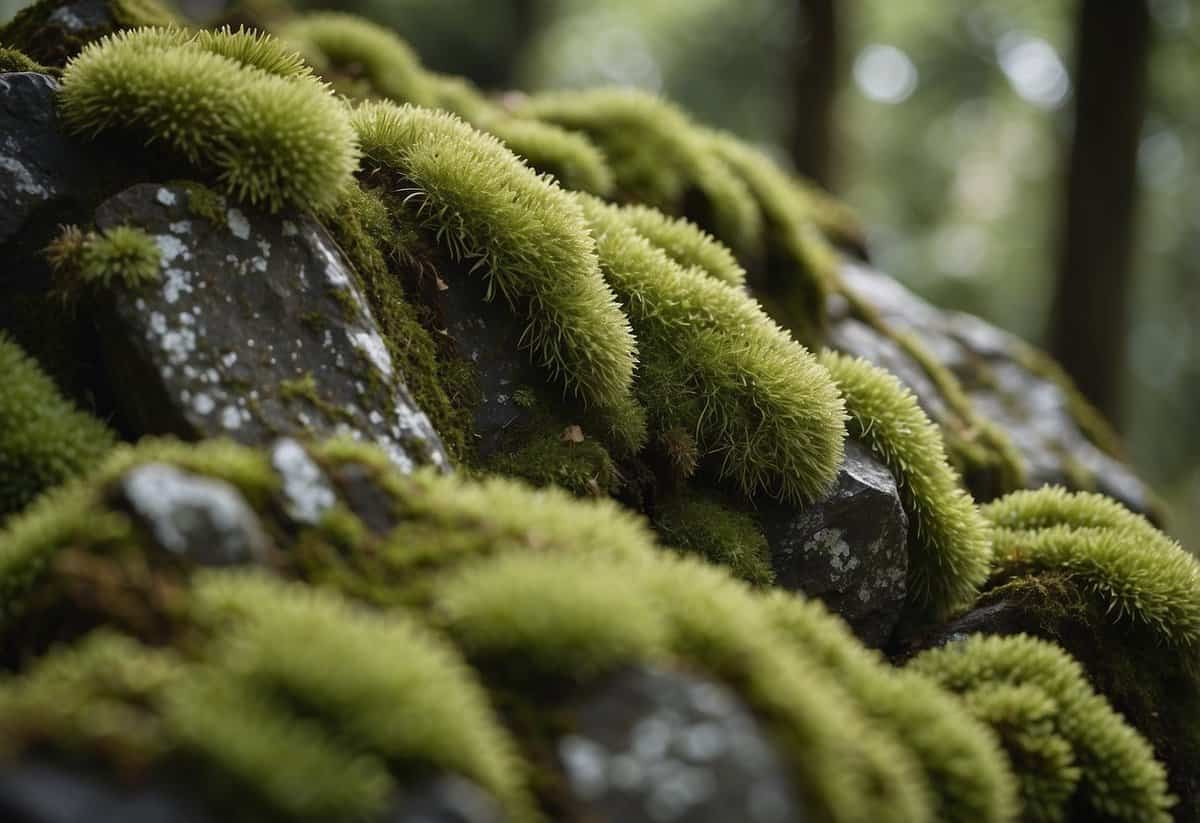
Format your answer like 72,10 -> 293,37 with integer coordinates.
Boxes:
0,760 -> 214,823
0,0 -> 147,68
269,437 -> 337,528
831,262 -> 1155,515
558,665 -> 804,823
757,439 -> 908,647
117,462 -> 270,566
385,775 -> 506,823
92,183 -> 449,474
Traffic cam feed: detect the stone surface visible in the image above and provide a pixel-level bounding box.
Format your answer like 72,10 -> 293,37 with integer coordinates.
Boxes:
558,664 -> 804,823
117,462 -> 270,565
0,0 -> 118,67
385,775 -> 505,823
830,262 -> 1155,515
757,439 -> 908,647
92,183 -> 449,474
0,760 -> 214,823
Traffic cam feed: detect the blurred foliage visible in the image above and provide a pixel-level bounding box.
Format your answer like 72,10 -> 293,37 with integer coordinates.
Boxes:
3,0 -> 1198,542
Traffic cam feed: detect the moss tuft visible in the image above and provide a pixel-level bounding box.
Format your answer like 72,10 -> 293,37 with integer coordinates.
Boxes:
819,351 -> 991,620
59,27 -> 360,213
0,45 -> 50,73
48,223 -> 161,294
653,493 -> 774,585
614,202 -> 746,288
485,426 -> 619,498
0,335 -> 116,521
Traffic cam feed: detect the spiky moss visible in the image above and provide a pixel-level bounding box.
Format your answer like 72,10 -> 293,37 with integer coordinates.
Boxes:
0,335 -> 116,521
818,351 -> 991,619
485,426 -> 620,498
482,117 -> 615,196
610,203 -> 746,288
434,549 -> 931,823
47,223 -> 161,295
516,89 -> 762,255
59,27 -> 359,213
908,634 -> 1173,823
0,45 -> 50,73
324,181 -> 474,463
350,103 -> 638,417
0,573 -> 539,823
0,0 -> 178,66
274,12 -> 435,106
983,487 -> 1200,649
652,493 -> 773,585
763,591 -> 1019,823
579,194 -> 846,504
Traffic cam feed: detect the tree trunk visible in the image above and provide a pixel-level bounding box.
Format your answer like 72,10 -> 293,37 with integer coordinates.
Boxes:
789,0 -> 839,189
1048,0 -> 1151,426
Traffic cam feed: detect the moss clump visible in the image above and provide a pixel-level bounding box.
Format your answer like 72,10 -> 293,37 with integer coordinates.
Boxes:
0,45 -> 50,73
818,351 -> 991,620
764,592 -> 1019,823
615,202 -> 746,288
983,487 -> 1200,649
516,88 -> 762,254
909,633 -> 1173,823
653,493 -> 773,585
579,194 -> 846,504
483,116 -> 615,195
0,335 -> 116,521
485,426 -> 620,498
350,102 -> 638,419
59,27 -> 360,213
47,223 -> 161,294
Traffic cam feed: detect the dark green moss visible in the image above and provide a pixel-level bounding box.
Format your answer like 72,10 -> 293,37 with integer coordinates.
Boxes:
486,426 -> 619,499
653,493 -> 773,585
0,45 -> 52,73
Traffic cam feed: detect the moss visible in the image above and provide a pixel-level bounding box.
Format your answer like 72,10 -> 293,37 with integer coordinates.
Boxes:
0,45 -> 51,73
764,591 -> 1019,823
516,89 -> 762,255
350,102 -> 638,418
59,27 -> 359,213
483,116 -> 615,195
614,202 -> 746,288
176,180 -> 228,226
909,633 -> 1173,823
1011,342 -> 1124,458
652,493 -> 774,585
47,223 -> 161,294
579,194 -> 846,504
983,487 -> 1200,649
485,425 -> 620,498
0,335 -> 116,521
818,351 -> 991,620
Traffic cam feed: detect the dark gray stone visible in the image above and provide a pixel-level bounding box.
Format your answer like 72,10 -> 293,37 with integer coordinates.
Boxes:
92,183 -> 449,474
118,462 -> 270,565
0,760 -> 214,823
758,439 -> 908,647
558,665 -> 804,823
0,0 -> 116,67
385,775 -> 505,823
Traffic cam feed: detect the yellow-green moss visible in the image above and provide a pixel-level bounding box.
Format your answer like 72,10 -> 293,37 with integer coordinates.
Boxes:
47,223 -> 161,295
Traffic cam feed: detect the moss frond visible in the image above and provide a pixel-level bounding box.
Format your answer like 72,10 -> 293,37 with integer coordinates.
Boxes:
579,194 -> 846,504
192,25 -> 314,79
59,27 -> 359,212
764,591 -> 1019,823
983,487 -> 1200,648
517,88 -> 762,253
484,116 -> 615,195
0,335 -> 116,520
614,203 -> 746,287
349,101 -> 637,412
818,350 -> 991,619
653,494 -> 774,585
909,633 -> 1173,823
275,12 -> 433,106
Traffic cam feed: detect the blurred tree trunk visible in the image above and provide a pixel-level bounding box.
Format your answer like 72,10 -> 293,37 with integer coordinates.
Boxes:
789,0 -> 839,189
1049,0 -> 1151,426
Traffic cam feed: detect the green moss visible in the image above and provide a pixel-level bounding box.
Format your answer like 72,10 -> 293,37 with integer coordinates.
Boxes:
516,89 -> 762,255
764,592 -> 1019,823
983,487 -> 1200,649
0,335 -> 116,521
48,223 -> 161,294
818,351 -> 991,620
350,102 -> 638,417
909,633 -> 1173,823
486,426 -> 619,498
579,194 -> 846,504
59,27 -> 360,213
614,203 -> 746,288
653,493 -> 774,585
0,45 -> 51,73
483,116 -> 615,195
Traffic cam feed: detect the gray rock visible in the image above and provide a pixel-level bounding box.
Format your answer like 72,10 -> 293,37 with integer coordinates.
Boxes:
830,262 -> 1155,515
385,775 -> 505,823
559,665 -> 804,823
0,760 -> 214,823
758,439 -> 908,647
0,0 -> 117,67
118,462 -> 270,566
92,183 -> 449,474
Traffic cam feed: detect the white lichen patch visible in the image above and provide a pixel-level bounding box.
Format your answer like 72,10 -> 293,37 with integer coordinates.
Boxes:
805,527 -> 859,578
347,329 -> 394,379
227,208 -> 251,240
271,438 -> 336,526
0,155 -> 47,197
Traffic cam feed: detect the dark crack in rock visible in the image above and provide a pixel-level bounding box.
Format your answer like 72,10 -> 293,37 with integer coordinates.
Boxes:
558,665 -> 805,823
92,183 -> 449,473
118,462 -> 270,566
758,439 -> 908,647
385,775 -> 505,823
